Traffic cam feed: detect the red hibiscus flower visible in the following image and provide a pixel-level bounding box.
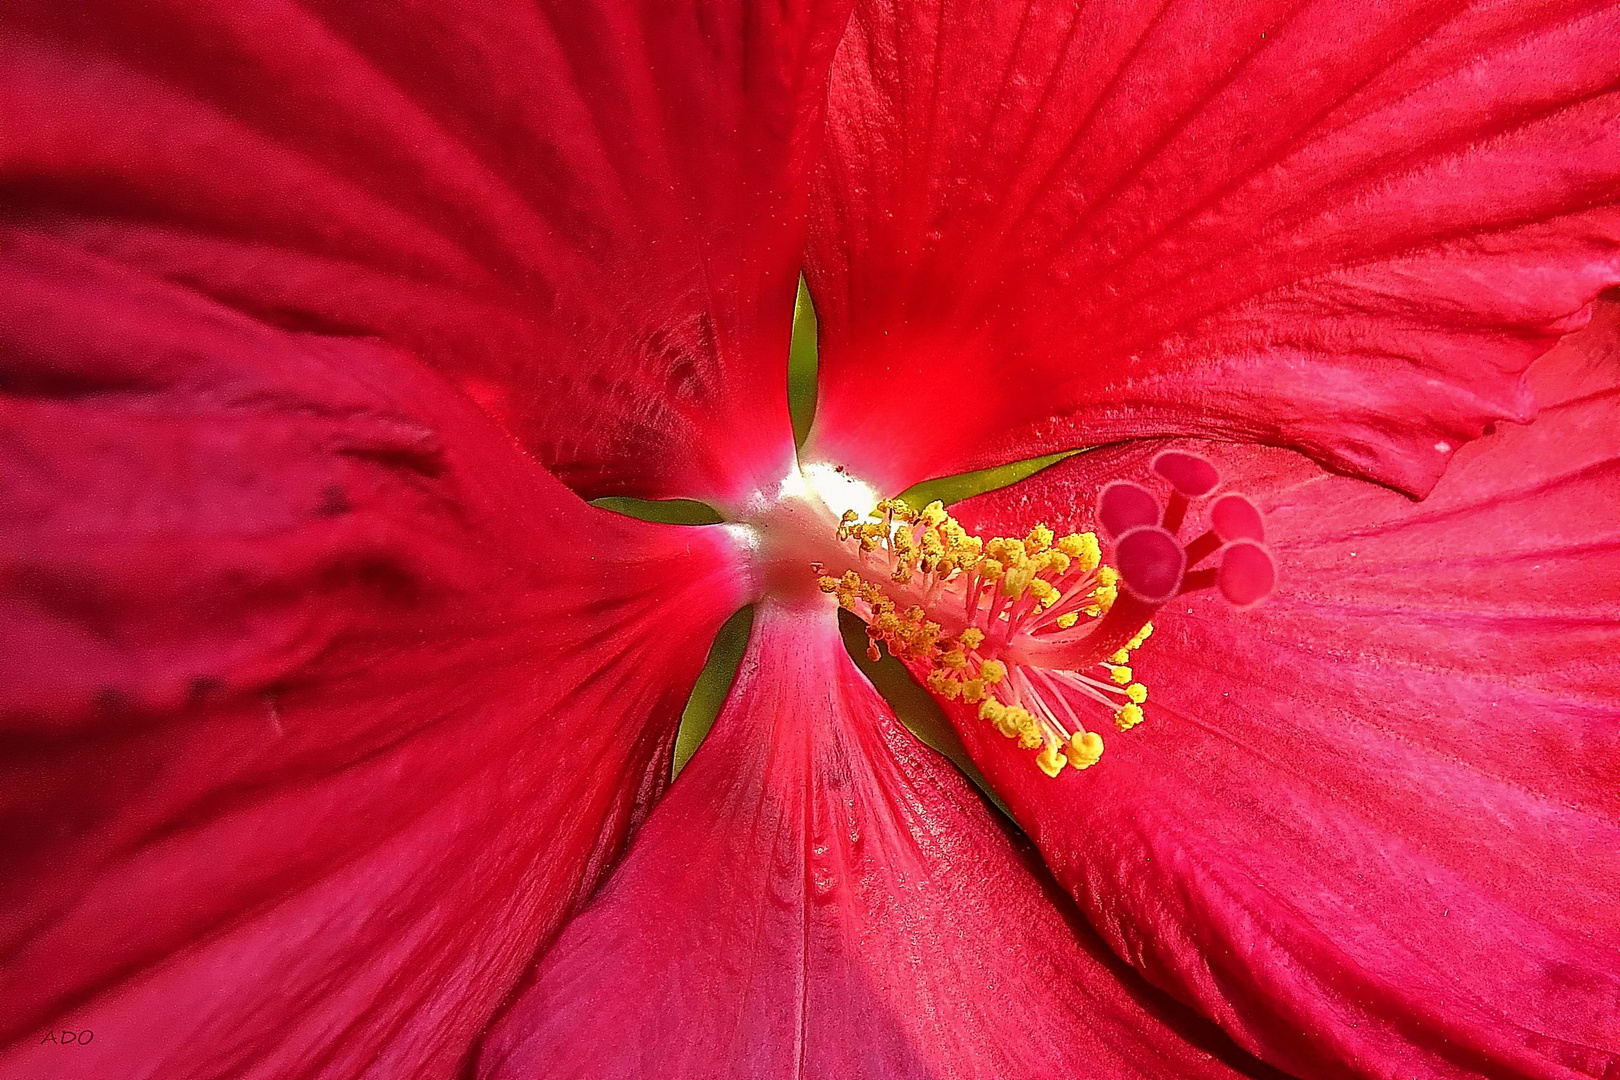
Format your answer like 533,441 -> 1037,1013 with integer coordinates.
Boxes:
2,2 -> 1617,1080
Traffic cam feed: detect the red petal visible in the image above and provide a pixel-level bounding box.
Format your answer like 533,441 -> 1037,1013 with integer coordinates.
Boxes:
480,603 -> 1274,1080
2,0 -> 853,508
0,235 -> 748,1079
941,304 -> 1620,1079
806,0 -> 1620,496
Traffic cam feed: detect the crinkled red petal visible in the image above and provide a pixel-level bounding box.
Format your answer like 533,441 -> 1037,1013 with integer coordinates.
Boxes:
0,235 -> 748,1080
479,603 -> 1279,1080
807,0 -> 1620,496
939,304 -> 1620,1080
1,0 -> 854,508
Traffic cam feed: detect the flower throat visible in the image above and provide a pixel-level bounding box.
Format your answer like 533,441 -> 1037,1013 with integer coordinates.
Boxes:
808,451 -> 1276,778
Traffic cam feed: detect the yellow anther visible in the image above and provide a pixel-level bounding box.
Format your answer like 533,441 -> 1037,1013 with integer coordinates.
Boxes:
903,620 -> 943,658
832,499 -> 1159,779
1040,550 -> 1071,576
1065,730 -> 1105,769
1036,740 -> 1067,778
987,537 -> 1028,565
1059,532 -> 1101,572
980,699 -> 1020,739
927,669 -> 963,700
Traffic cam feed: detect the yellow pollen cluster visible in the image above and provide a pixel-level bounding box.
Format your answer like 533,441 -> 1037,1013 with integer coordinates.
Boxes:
817,499 -> 1157,778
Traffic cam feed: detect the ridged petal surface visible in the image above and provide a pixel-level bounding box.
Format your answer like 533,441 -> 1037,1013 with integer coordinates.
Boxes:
0,233 -> 747,1080
2,0 -> 854,507
807,0 -> 1620,496
481,602 -> 1280,1080
939,303 -> 1620,1080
